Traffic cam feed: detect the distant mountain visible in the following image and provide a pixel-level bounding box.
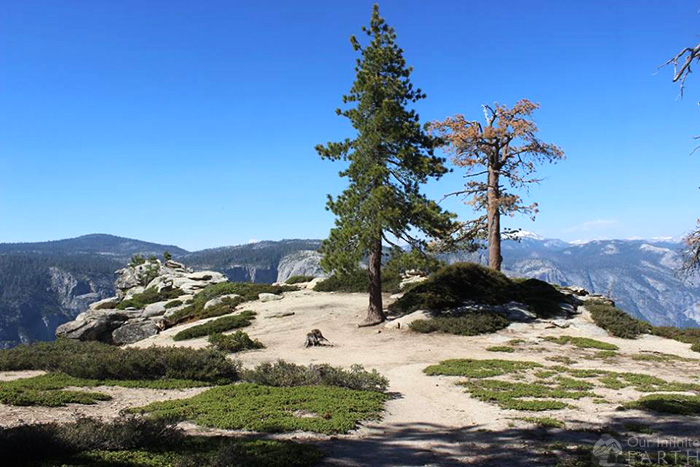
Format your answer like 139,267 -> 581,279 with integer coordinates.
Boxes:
0,234 -> 188,262
1,233 -> 698,348
183,239 -> 323,283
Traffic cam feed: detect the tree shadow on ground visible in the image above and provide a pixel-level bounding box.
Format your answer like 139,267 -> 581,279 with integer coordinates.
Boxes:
318,413 -> 700,466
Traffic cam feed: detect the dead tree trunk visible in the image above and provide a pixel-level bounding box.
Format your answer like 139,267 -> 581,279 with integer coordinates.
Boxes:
487,166 -> 502,271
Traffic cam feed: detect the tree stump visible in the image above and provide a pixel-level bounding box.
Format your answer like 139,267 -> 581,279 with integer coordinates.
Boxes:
304,329 -> 332,348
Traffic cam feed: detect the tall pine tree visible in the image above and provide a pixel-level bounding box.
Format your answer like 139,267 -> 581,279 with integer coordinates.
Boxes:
316,5 -> 454,325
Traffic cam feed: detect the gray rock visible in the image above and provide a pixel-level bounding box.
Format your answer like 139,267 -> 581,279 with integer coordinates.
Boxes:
164,259 -> 187,270
259,293 -> 283,302
112,321 -> 159,345
143,301 -> 168,317
204,294 -> 240,310
276,250 -> 325,283
88,296 -> 120,311
55,310 -> 133,342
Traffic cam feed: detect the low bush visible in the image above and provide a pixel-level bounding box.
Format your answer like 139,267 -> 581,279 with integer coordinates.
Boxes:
133,383 -> 388,434
409,312 -> 509,336
486,346 -> 515,353
516,416 -> 565,428
208,331 -> 264,353
543,335 -> 619,351
0,339 -> 240,383
585,300 -> 651,339
285,275 -> 315,284
164,299 -> 183,309
0,417 -> 322,467
424,359 -> 542,379
390,263 -> 571,319
117,287 -> 184,310
625,394 -> 700,415
242,360 -> 389,392
166,282 -> 295,326
0,387 -> 111,407
173,311 -> 257,341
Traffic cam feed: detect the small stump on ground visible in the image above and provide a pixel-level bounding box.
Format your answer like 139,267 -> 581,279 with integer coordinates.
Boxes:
304,329 -> 332,348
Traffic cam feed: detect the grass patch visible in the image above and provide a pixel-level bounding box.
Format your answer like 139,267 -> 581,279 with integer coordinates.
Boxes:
133,383 -> 388,434
598,372 -> 700,392
0,339 -> 240,383
285,275 -> 315,284
486,346 -> 515,353
242,360 -> 389,392
117,287 -> 184,310
632,352 -> 696,363
389,262 -> 572,318
546,356 -> 577,365
0,387 -> 111,407
209,331 -> 264,353
516,416 -> 565,428
173,311 -> 257,341
592,350 -> 618,359
409,313 -> 509,336
543,335 -> 619,351
585,300 -> 651,339
0,417 -> 322,467
424,359 -> 542,379
624,393 -> 700,415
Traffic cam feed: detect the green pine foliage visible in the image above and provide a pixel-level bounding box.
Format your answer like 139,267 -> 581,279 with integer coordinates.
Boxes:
285,275 -> 315,284
172,311 -> 257,341
208,331 -> 264,353
316,4 -> 455,322
585,300 -> 651,338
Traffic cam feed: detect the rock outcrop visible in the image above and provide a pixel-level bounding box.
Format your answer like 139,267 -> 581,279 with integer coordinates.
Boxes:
56,259 -> 226,345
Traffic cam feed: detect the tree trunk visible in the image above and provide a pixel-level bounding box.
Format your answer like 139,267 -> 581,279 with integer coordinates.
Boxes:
363,237 -> 386,326
487,167 -> 502,271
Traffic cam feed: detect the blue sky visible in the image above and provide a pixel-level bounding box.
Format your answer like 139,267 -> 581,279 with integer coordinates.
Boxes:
1,0 -> 698,251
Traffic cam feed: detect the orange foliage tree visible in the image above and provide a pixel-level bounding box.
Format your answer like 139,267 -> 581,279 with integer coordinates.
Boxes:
431,100 -> 564,271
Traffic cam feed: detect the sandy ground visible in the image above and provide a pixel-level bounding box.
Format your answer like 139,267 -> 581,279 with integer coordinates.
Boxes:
3,289 -> 700,465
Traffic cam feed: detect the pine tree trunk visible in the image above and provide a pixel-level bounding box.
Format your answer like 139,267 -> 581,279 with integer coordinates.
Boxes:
487,167 -> 502,271
363,237 -> 386,326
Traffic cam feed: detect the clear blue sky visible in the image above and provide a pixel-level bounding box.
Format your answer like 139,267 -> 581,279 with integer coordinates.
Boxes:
1,0 -> 698,251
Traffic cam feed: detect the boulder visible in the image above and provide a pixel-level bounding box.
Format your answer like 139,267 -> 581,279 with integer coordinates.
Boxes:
55,310 -> 134,342
385,310 -> 433,330
497,302 -> 538,322
143,301 -> 168,317
88,296 -> 120,311
112,320 -> 159,345
259,293 -> 283,302
559,285 -> 589,296
164,259 -> 187,270
204,294 -> 241,310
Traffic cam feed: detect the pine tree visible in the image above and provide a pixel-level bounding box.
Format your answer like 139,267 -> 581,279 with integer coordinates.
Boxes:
316,4 -> 454,325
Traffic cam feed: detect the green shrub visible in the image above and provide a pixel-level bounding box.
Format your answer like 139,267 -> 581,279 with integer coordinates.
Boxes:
208,331 -> 264,353
242,360 -> 389,392
0,417 -> 322,467
0,340 -> 240,383
117,287 -> 184,310
133,383 -> 388,434
165,282 -> 295,326
0,387 -> 111,407
173,311 -> 257,341
390,263 -> 571,318
409,312 -> 509,336
164,300 -> 183,309
486,346 -> 515,353
285,275 -> 315,284
585,300 -> 651,338
129,254 -> 146,267
543,336 -> 619,350
424,359 -> 542,378
313,268 -> 401,293
516,416 -> 565,428
625,394 -> 700,415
